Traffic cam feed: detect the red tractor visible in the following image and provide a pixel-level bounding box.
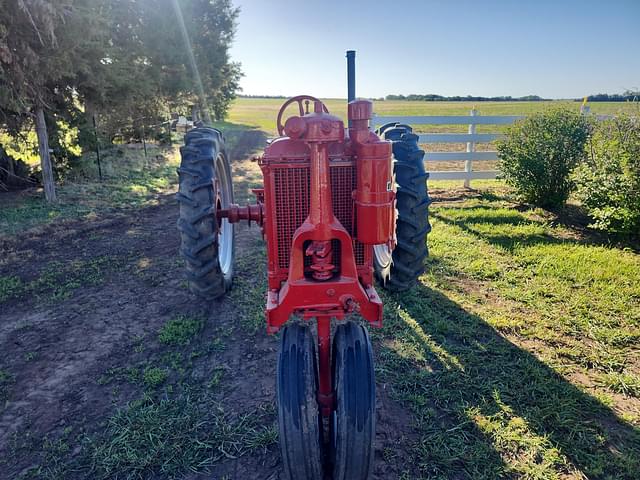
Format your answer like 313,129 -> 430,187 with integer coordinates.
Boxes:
177,51 -> 430,479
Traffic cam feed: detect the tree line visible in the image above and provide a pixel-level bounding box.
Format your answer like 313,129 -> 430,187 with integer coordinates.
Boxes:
585,90 -> 640,102
384,94 -> 548,102
0,0 -> 241,201
385,91 -> 640,102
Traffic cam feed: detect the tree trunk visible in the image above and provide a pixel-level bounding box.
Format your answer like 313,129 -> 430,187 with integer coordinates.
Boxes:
35,106 -> 56,202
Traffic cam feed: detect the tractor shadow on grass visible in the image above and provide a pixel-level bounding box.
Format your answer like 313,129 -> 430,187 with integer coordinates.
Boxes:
431,189 -> 640,253
378,282 -> 640,479
430,206 -> 568,253
429,202 -> 640,253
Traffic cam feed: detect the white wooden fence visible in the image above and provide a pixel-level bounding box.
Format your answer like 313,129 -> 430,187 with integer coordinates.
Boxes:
371,109 -> 524,187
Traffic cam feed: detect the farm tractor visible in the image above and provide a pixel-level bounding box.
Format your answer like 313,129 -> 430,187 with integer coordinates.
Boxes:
176,51 -> 430,479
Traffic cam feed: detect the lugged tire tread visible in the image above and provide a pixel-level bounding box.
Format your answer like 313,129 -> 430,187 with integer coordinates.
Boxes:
177,127 -> 231,300
374,124 -> 431,292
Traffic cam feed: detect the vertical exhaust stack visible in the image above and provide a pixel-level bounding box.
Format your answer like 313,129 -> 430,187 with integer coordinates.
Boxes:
346,50 -> 356,103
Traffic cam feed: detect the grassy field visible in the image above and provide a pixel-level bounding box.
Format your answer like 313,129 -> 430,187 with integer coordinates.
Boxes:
2,109 -> 640,478
375,184 -> 640,478
227,98 -> 639,135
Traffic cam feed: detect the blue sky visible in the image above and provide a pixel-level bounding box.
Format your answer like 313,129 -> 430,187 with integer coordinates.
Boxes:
229,0 -> 640,99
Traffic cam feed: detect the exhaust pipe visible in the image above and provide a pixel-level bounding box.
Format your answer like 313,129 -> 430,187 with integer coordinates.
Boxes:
346,50 -> 356,103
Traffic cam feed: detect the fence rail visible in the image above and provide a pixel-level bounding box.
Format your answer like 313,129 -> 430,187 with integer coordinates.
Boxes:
371,115 -> 524,125
371,110 -> 518,187
372,108 -> 616,187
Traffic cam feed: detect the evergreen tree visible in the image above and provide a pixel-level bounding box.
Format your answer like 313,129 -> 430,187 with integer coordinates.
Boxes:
0,0 -> 81,201
1,0 -> 242,201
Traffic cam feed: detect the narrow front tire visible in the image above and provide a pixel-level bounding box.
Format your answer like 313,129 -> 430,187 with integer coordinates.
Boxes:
277,323 -> 324,480
331,322 -> 376,480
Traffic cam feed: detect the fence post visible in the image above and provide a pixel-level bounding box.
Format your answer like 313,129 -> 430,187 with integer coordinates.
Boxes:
92,114 -> 102,182
464,108 -> 477,188
141,123 -> 148,159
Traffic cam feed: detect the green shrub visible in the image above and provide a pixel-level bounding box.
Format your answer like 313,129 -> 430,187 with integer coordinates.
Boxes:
497,108 -> 591,208
574,114 -> 640,233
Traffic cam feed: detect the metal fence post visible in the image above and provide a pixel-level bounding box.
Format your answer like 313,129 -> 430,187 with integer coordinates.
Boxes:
141,123 -> 148,159
92,114 -> 102,182
464,109 -> 477,188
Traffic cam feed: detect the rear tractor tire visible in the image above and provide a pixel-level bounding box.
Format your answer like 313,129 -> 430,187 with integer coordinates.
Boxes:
177,127 -> 235,300
374,124 -> 431,292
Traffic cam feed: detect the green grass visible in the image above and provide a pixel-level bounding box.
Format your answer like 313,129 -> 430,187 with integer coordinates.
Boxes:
207,367 -> 225,390
82,310 -> 277,480
227,98 -> 639,135
0,256 -> 118,304
97,365 -> 142,386
96,396 -> 272,478
0,276 -> 23,303
601,372 -> 640,398
142,367 -> 168,389
158,315 -> 203,345
428,197 -> 640,363
228,243 -> 268,332
0,144 -> 180,237
23,303 -> 276,479
40,396 -> 274,480
372,187 -> 640,479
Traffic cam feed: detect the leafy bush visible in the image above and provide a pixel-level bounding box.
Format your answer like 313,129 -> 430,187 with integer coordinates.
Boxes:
574,115 -> 640,233
497,108 -> 591,208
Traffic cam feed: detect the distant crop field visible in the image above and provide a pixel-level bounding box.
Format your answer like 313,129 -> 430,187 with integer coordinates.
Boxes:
226,97 -> 639,135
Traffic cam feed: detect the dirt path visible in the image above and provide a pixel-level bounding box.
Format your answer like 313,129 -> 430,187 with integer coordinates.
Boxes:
0,153 -> 418,479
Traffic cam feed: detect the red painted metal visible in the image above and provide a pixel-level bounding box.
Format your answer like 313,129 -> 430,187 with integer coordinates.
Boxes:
260,100 -> 387,332
219,202 -> 264,227
221,96 -> 394,417
350,101 -> 395,245
316,314 -> 333,416
276,95 -> 329,136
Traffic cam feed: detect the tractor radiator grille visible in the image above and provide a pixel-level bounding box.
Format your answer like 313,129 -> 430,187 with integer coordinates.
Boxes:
272,163 -> 364,270
330,164 -> 365,266
274,167 -> 310,269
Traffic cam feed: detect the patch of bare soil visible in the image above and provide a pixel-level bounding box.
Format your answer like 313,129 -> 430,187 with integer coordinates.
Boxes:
0,150 -> 419,479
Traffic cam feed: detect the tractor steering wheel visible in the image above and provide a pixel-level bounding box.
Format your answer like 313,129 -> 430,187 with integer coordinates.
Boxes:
276,95 -> 329,136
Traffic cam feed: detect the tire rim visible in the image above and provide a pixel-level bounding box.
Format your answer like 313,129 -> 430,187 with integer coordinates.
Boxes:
215,152 -> 233,278
373,243 -> 392,269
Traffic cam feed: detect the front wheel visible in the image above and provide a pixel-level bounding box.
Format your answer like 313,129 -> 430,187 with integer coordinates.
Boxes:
277,323 -> 324,480
176,127 -> 235,299
331,322 -> 376,480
